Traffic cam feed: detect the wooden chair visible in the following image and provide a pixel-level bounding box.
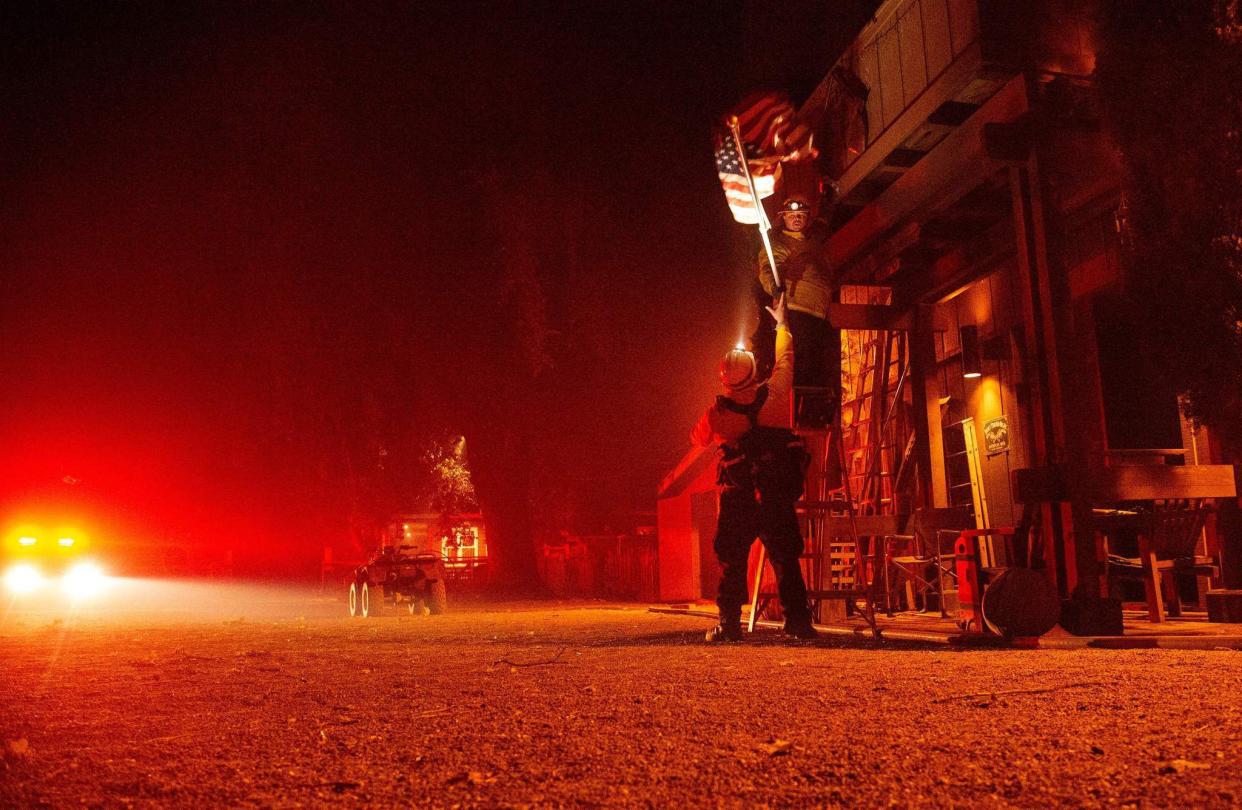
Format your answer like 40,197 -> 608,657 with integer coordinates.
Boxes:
1106,499 -> 1217,622
884,506 -> 973,616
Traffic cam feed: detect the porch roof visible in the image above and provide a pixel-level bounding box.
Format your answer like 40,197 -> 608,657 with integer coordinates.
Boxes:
656,445 -> 714,501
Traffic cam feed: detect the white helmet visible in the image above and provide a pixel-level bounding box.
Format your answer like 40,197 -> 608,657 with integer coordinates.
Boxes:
719,348 -> 757,392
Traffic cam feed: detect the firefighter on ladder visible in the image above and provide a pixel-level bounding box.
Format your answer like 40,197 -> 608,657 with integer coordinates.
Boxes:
751,196 -> 838,395
692,293 -> 818,642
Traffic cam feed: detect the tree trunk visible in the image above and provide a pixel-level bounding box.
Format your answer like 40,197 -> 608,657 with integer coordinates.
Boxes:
468,425 -> 545,595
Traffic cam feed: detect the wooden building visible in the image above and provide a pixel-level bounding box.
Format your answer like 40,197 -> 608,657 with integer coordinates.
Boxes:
659,0 -> 1240,630
389,512 -> 488,571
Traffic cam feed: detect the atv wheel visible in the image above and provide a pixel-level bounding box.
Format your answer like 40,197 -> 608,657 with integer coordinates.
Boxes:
361,581 -> 385,618
427,580 -> 447,615
348,581 -> 361,617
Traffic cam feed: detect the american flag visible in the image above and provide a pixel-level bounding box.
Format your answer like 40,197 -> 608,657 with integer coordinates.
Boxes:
714,134 -> 777,225
730,91 -> 813,159
715,92 -> 816,224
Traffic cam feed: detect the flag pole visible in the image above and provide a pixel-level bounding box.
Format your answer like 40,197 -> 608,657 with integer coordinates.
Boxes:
728,116 -> 782,291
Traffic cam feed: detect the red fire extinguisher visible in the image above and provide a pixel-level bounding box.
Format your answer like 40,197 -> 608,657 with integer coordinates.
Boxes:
955,531 -> 985,633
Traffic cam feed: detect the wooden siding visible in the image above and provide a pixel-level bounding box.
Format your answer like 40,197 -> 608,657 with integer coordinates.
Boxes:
858,0 -> 980,148
929,268 -> 1025,527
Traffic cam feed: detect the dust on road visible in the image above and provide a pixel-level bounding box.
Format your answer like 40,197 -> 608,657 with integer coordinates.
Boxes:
2,583 -> 1241,808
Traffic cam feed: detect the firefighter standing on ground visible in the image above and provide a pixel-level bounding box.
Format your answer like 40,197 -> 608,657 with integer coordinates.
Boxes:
692,294 -> 818,642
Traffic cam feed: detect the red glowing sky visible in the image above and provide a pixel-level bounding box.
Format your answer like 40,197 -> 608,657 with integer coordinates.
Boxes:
0,3 -> 874,570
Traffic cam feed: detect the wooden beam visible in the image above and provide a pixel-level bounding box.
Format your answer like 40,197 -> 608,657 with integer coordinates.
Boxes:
811,514 -> 905,537
1090,465 -> 1238,502
826,303 -> 912,331
921,216 -> 1016,304
825,74 -> 1030,274
838,221 -> 921,284
836,42 -> 987,204
656,445 -> 714,501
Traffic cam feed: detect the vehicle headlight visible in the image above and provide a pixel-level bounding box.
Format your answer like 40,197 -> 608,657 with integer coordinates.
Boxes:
5,563 -> 44,594
62,562 -> 107,599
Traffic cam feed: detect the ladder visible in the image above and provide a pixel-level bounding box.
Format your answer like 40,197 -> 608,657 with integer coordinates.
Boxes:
745,290 -> 914,636
748,414 -> 887,637
843,329 -> 905,515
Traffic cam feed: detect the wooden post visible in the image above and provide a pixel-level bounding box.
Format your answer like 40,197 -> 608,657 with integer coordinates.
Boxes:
1009,161 -> 1067,595
1033,148 -> 1104,602
1008,121 -> 1104,601
1207,432 -> 1242,589
1139,536 -> 1165,622
908,303 -> 944,509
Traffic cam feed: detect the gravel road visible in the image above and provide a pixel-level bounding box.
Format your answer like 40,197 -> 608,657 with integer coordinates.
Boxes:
2,582 -> 1240,807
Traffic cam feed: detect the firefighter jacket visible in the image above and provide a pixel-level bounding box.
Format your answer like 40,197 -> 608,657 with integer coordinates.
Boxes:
758,228 -> 833,320
691,324 -> 794,449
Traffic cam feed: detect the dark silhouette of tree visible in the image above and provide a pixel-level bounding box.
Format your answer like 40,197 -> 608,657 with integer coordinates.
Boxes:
1096,1 -> 1242,443
1,2 -> 873,583
443,167 -> 557,592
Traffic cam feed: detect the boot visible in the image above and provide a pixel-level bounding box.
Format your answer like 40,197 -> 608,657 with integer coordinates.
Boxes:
783,617 -> 819,640
705,620 -> 743,643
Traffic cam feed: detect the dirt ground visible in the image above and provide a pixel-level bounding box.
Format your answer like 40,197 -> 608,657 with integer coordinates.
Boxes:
2,581 -> 1241,808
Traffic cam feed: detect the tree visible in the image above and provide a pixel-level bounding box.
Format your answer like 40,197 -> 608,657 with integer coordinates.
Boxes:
422,435 -> 479,515
440,167 -> 556,592
1095,1 -> 1242,443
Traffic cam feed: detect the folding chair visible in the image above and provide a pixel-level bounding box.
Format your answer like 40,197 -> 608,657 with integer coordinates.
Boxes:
884,506 -> 973,616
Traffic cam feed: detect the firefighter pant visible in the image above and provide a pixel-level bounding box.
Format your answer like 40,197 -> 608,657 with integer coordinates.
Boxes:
786,310 -> 841,392
749,302 -> 842,396
713,488 -> 811,626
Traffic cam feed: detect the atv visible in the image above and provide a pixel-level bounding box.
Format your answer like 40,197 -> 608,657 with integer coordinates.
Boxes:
348,543 -> 448,618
